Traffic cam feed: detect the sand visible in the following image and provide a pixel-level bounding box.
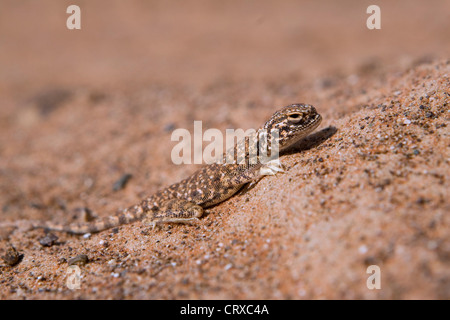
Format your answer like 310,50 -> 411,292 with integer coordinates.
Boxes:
0,1 -> 449,299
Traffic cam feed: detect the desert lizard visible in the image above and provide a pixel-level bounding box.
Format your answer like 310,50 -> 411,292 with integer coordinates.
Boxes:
9,104 -> 322,234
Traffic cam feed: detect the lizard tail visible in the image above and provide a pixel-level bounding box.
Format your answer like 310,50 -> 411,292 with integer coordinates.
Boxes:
34,205 -> 147,235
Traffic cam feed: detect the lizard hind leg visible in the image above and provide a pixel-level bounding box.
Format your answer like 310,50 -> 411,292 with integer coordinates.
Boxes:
144,199 -> 204,229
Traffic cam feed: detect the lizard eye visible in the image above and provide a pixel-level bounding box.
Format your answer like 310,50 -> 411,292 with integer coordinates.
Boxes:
287,113 -> 303,123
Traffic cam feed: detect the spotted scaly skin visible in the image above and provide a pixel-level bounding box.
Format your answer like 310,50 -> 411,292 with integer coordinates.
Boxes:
38,104 -> 322,234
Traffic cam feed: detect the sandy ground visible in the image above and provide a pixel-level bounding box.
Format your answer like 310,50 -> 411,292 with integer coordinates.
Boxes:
0,1 -> 449,299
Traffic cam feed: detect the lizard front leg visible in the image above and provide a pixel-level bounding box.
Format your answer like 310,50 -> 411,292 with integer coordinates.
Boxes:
237,159 -> 285,191
259,158 -> 285,176
227,158 -> 285,188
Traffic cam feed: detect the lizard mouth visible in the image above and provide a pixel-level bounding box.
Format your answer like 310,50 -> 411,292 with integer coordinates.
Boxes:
304,113 -> 322,131
306,113 -> 322,134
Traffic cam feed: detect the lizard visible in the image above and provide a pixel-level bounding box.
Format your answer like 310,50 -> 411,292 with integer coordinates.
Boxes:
5,104 -> 322,235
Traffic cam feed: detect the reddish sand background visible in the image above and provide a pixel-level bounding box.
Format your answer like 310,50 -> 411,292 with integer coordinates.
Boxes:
0,0 -> 449,299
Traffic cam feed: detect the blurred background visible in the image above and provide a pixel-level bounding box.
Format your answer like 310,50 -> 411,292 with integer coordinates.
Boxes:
1,0 -> 449,93
0,0 -> 449,300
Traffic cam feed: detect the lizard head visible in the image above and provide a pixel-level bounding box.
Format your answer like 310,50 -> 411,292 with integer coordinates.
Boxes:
263,103 -> 322,151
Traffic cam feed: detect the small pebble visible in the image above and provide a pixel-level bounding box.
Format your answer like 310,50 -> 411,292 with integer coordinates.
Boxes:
39,233 -> 59,247
112,174 -> 133,191
1,245 -> 22,266
68,254 -> 89,266
164,123 -> 176,132
358,245 -> 368,254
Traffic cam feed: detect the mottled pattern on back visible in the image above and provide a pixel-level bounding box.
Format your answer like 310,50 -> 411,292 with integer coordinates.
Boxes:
36,104 -> 322,234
